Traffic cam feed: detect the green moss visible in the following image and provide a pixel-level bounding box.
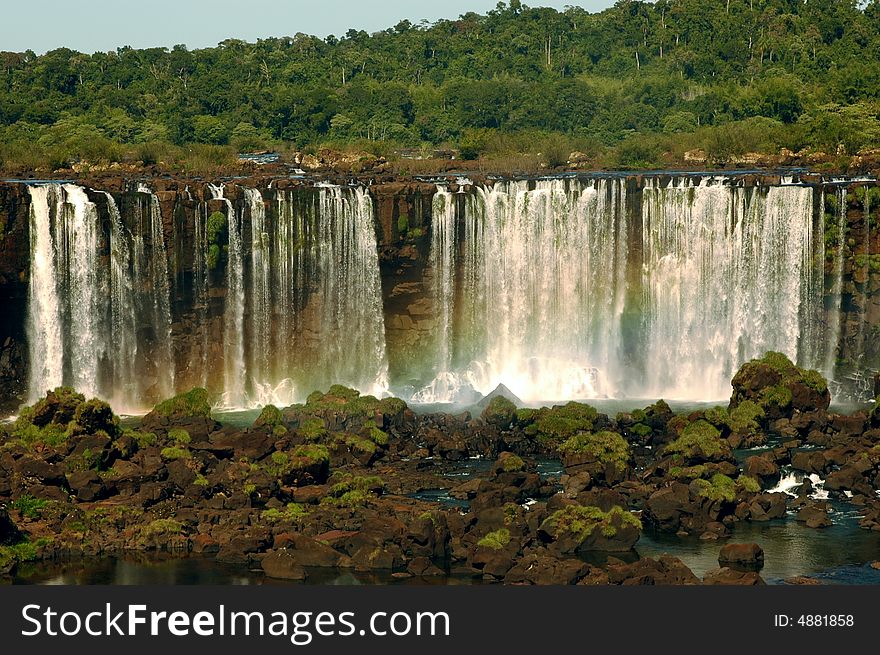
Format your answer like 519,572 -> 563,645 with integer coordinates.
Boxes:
558,430 -> 630,469
363,420 -> 389,446
761,384 -> 793,410
477,528 -> 511,550
0,540 -> 41,570
66,447 -> 103,472
11,494 -> 47,519
397,212 -> 409,234
207,243 -> 221,269
728,400 -> 765,433
542,504 -> 641,541
665,420 -> 723,459
291,444 -> 330,464
262,503 -> 308,523
483,395 -> 517,427
8,387 -> 108,448
342,434 -> 378,455
703,406 -> 729,426
153,388 -> 212,418
737,475 -> 761,493
630,423 -> 652,438
194,474 -> 209,487
801,369 -> 828,394
298,417 -> 327,441
168,428 -> 191,445
523,402 -> 599,447
142,518 -> 183,537
693,473 -> 737,503
206,211 -> 227,244
668,464 -> 709,480
73,398 -> 119,436
322,473 -> 384,508
124,429 -> 157,448
377,397 -> 407,416
160,446 -> 190,461
500,453 -> 525,472
255,404 -> 284,429
760,351 -> 797,375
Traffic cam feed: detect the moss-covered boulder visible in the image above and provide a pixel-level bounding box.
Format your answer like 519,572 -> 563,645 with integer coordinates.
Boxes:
517,401 -> 606,449
7,388 -> 120,447
558,430 -> 631,485
662,419 -> 731,465
150,388 -> 212,420
142,388 -> 219,439
253,404 -> 287,436
284,386 -> 408,434
538,503 -> 641,553
263,444 -> 330,486
729,352 -> 830,420
481,395 -> 517,429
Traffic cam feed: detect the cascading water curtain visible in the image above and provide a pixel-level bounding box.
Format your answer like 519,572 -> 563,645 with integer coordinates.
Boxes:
26,184 -> 175,411
417,176 -> 825,404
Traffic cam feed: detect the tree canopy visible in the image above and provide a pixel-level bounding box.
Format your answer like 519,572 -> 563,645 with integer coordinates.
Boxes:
1,0 -> 879,169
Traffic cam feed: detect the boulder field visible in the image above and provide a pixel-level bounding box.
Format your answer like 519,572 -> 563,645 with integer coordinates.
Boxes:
2,352 -> 879,585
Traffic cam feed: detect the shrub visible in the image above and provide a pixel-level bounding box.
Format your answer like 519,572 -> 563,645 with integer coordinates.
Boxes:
11,494 -> 47,519
665,420 -> 724,460
477,528 -> 511,550
298,418 -> 327,441
160,446 -> 189,461
543,504 -> 641,540
168,428 -> 191,445
693,473 -> 737,503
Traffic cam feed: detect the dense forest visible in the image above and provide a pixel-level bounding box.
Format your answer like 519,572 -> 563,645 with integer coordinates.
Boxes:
1,0 -> 880,171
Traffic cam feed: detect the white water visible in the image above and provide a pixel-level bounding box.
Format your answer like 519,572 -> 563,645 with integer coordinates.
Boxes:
417,176 -> 823,404
769,470 -> 829,501
641,178 -> 817,399
210,185 -> 388,408
209,184 -> 246,408
25,183 -> 177,410
26,185 -> 63,400
136,185 -> 175,400
245,189 -> 271,386
105,192 -> 138,408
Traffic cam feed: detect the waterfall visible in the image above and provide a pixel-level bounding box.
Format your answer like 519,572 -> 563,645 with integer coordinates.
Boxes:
244,188 -> 284,405
105,192 -> 138,406
412,187 -> 459,402
135,185 -> 175,400
640,178 -> 817,399
823,186 -> 847,379
22,174 -> 846,411
418,176 -> 822,403
26,185 -> 63,400
58,184 -> 103,399
311,186 -> 388,396
418,178 -> 629,403
209,184 -> 246,407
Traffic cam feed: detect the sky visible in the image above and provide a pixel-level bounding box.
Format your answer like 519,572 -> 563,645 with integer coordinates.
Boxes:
0,0 -> 615,54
